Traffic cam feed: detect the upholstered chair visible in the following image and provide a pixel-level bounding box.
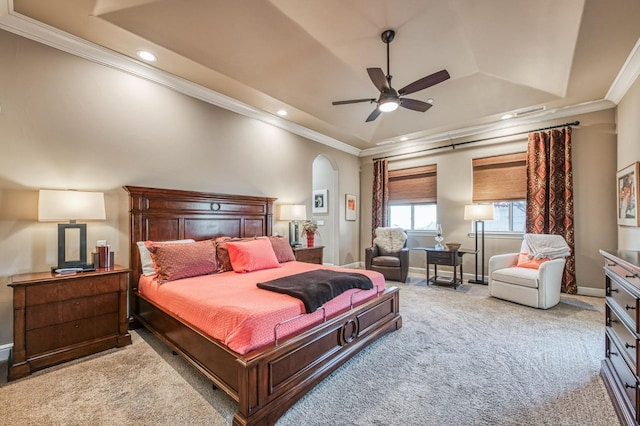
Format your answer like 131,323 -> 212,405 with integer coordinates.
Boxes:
365,227 -> 409,283
488,233 -> 570,309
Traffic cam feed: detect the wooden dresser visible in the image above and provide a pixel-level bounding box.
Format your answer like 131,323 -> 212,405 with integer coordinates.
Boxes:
293,246 -> 324,264
601,249 -> 640,426
8,266 -> 132,381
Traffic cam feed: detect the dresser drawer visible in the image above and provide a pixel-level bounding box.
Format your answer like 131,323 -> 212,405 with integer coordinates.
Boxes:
26,274 -> 119,305
608,276 -> 639,332
26,312 -> 119,357
428,251 -> 457,265
26,293 -> 119,331
607,260 -> 640,290
607,333 -> 639,418
608,305 -> 639,375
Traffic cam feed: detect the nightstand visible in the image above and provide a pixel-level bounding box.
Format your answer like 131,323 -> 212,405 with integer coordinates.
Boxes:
293,246 -> 324,264
8,266 -> 132,381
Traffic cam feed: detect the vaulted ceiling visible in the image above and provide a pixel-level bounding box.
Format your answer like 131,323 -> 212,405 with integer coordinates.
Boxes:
4,0 -> 640,154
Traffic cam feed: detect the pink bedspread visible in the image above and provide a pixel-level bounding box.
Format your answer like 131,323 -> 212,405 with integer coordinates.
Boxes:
138,262 -> 386,355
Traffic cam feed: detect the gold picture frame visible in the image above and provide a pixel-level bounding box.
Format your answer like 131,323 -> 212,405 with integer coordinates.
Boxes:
617,162 -> 640,226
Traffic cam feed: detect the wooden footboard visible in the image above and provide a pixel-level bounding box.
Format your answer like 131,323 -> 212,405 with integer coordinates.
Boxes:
134,287 -> 401,425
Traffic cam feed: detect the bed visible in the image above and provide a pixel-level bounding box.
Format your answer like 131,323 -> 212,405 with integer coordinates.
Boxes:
125,186 -> 402,425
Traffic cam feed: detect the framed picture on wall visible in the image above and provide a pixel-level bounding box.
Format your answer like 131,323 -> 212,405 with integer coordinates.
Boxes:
313,189 -> 328,214
345,194 -> 357,221
617,162 -> 640,226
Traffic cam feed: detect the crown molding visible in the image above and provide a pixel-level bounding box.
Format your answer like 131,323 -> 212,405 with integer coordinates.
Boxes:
0,3 -> 361,157
358,98 -> 615,158
606,36 -> 640,104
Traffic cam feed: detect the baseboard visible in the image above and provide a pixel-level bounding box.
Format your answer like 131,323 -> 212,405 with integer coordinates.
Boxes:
577,286 -> 605,298
0,343 -> 12,362
341,261 -> 363,269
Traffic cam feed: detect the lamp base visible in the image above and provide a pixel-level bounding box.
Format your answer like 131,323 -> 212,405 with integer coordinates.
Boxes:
51,263 -> 96,273
468,279 -> 488,285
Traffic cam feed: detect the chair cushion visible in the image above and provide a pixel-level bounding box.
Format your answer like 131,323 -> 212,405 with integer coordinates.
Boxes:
372,255 -> 401,268
491,267 -> 540,289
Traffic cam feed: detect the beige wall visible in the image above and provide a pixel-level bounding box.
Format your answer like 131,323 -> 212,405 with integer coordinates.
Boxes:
0,30 -> 360,347
360,109 -> 618,294
616,76 -> 640,249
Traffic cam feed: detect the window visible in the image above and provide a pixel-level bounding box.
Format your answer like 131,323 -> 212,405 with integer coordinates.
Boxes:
388,165 -> 437,231
472,153 -> 527,233
389,203 -> 438,230
484,201 -> 526,233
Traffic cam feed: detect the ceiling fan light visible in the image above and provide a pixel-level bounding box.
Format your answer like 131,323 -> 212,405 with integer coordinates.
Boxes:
379,100 -> 399,112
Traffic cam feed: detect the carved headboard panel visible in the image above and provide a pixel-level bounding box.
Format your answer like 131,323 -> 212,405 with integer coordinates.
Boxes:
124,186 -> 276,282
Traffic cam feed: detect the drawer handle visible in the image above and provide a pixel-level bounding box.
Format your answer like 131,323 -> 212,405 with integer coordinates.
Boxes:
610,288 -> 619,293
74,301 -> 80,305
625,304 -> 636,311
625,383 -> 636,389
626,342 -> 636,349
611,350 -> 618,356
607,262 -> 617,267
74,324 -> 79,328
607,318 -> 618,326
627,274 -> 638,279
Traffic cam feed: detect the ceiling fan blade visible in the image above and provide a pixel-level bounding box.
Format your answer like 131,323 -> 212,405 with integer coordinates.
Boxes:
400,98 -> 432,112
366,108 -> 382,122
332,98 -> 376,105
398,69 -> 450,96
367,68 -> 390,92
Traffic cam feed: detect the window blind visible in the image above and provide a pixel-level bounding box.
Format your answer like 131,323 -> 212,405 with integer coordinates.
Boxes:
472,152 -> 526,202
389,164 -> 437,204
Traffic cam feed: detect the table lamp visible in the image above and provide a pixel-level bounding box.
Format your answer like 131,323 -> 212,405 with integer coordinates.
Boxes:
464,204 -> 494,284
278,204 -> 307,246
38,189 -> 106,271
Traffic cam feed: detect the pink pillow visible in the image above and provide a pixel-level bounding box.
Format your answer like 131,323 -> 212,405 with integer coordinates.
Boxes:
226,238 -> 281,273
146,240 -> 217,282
516,253 -> 549,269
268,236 -> 296,263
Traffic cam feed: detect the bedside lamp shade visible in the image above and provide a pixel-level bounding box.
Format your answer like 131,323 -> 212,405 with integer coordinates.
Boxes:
278,204 -> 307,246
38,190 -> 106,221
38,190 -> 106,271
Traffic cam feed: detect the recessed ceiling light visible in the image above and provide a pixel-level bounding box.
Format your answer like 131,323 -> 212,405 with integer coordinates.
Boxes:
277,109 -> 288,116
501,113 -> 514,120
136,50 -> 157,62
426,98 -> 434,104
400,137 -> 408,141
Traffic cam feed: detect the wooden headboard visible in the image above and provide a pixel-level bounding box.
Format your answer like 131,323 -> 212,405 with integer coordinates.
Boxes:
124,186 -> 277,282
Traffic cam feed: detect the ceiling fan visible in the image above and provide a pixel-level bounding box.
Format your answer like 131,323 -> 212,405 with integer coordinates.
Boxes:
332,29 -> 450,122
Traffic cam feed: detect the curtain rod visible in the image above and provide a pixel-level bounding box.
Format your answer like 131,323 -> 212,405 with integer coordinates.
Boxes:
372,120 -> 580,161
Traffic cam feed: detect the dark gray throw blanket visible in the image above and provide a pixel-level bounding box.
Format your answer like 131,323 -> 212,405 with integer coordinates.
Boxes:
257,269 -> 374,313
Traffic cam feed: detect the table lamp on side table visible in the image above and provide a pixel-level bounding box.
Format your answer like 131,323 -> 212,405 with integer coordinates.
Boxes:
464,204 -> 494,284
278,204 -> 307,247
38,189 -> 106,272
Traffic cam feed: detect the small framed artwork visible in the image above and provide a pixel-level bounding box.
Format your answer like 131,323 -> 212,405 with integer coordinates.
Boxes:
345,194 -> 357,221
617,162 -> 640,226
313,189 -> 328,214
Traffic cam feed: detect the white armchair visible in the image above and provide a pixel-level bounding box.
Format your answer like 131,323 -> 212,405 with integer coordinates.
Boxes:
488,234 -> 570,309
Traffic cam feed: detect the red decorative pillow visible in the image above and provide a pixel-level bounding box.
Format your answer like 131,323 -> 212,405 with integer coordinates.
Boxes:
226,238 -> 281,273
268,236 -> 296,263
516,253 -> 549,269
146,240 -> 217,282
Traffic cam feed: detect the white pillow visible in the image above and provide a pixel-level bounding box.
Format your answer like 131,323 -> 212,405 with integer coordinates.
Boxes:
136,239 -> 195,276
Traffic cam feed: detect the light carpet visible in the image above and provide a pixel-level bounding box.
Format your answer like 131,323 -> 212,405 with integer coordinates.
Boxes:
0,278 -> 619,425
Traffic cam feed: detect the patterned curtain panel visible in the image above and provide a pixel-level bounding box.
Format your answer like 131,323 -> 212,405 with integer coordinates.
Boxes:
526,127 -> 576,293
372,159 -> 389,242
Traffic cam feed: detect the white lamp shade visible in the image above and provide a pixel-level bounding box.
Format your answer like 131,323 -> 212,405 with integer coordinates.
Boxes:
464,204 -> 494,221
38,190 -> 106,221
278,204 -> 307,221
